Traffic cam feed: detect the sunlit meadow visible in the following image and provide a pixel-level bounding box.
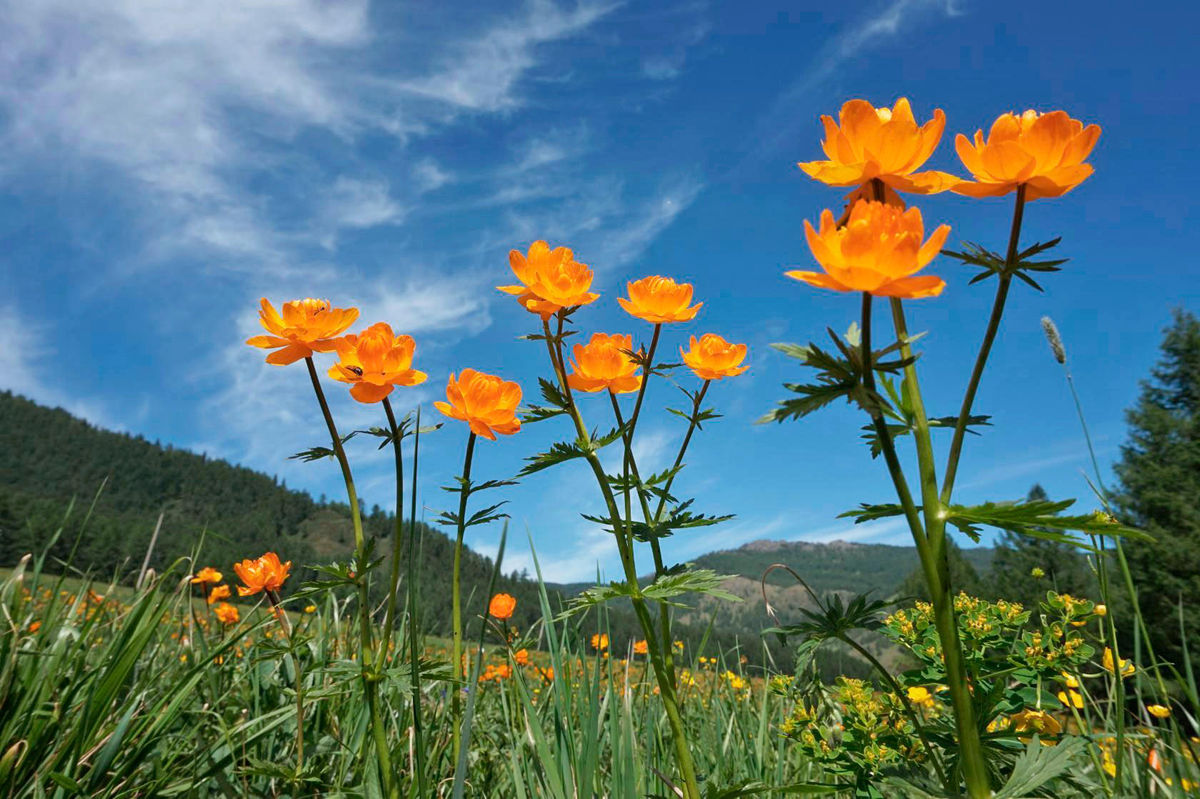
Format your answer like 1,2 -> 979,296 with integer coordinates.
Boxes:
3,83 -> 1198,799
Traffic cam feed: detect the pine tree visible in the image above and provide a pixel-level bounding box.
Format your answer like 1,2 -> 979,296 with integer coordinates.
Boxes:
1114,308 -> 1200,673
985,484 -> 1093,608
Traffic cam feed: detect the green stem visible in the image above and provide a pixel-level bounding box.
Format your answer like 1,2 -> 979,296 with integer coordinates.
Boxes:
450,431 -> 477,766
941,184 -> 1027,502
890,298 -> 989,798
267,589 -> 304,774
405,407 -> 427,796
542,319 -> 702,799
302,357 -> 393,795
379,397 -> 404,665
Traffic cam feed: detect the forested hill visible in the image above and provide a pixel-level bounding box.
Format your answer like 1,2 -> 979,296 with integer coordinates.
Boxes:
0,390 -> 550,632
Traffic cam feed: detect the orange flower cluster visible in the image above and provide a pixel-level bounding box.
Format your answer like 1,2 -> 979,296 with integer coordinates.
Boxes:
791,98 -> 1099,299
499,240 -> 599,319
681,334 -> 749,381
213,602 -> 240,626
234,552 -> 291,597
328,322 -> 427,404
434,370 -> 522,440
488,592 -> 517,620
568,333 -> 643,394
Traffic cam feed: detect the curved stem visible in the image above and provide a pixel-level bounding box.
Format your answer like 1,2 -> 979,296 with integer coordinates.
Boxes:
450,431 -> 477,765
941,184 -> 1027,502
302,357 -> 392,795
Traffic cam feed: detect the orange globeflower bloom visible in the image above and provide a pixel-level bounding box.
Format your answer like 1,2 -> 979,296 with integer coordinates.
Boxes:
213,602 -> 240,625
633,639 -> 649,656
191,567 -> 223,585
328,322 -> 428,404
434,369 -> 522,441
618,276 -> 702,324
207,584 -> 231,605
591,633 -> 609,651
567,333 -> 643,394
514,648 -> 530,666
246,298 -> 359,365
488,592 -> 517,620
953,110 -> 1100,200
498,240 -> 599,319
798,98 -> 958,194
681,334 -> 749,381
234,552 -> 292,597
787,200 -> 950,299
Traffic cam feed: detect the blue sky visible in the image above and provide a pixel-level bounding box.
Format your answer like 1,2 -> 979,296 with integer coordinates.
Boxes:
2,0 -> 1197,582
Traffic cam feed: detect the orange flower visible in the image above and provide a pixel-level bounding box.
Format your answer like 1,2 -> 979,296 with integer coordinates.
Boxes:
246,298 -> 359,365
618,276 -> 702,324
798,98 -> 958,194
28,620 -> 41,633
953,110 -> 1100,200
681,334 -> 749,381
488,592 -> 517,620
633,639 -> 648,655
191,567 -> 223,585
498,241 -> 599,319
787,199 -> 950,299
591,633 -> 609,651
567,333 -> 643,394
327,322 -> 428,404
213,602 -> 240,625
234,552 -> 292,597
539,666 -> 555,683
207,584 -> 231,605
434,369 -> 522,441
514,648 -> 530,666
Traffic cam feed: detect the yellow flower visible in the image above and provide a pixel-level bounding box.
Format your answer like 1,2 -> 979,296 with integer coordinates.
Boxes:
1057,690 -> 1084,709
1010,708 -> 1062,737
907,686 -> 935,708
591,633 -> 609,651
632,639 -> 648,655
1102,647 -> 1135,678
680,334 -> 749,381
798,98 -> 958,194
246,298 -> 359,365
304,604 -> 317,614
327,322 -> 427,404
788,199 -> 949,298
1147,704 -> 1171,719
567,333 -> 643,394
1094,604 -> 1107,617
618,276 -> 702,324
954,109 -> 1100,200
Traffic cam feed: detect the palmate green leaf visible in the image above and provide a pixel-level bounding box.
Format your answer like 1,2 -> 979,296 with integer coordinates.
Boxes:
945,498 -> 1150,545
838,503 -> 911,524
860,414 -> 992,458
993,736 -> 1088,799
521,377 -> 570,423
641,568 -> 741,605
945,236 -> 1067,292
519,426 -> 624,476
287,432 -> 356,462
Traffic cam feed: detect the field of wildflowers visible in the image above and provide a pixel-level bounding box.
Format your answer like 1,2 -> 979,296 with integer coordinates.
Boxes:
3,97 -> 1199,799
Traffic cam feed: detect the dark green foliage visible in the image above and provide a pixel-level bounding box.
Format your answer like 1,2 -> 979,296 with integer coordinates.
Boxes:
984,485 -> 1095,609
1114,309 -> 1200,675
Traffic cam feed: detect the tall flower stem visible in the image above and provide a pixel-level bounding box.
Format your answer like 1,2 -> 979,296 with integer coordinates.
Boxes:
889,299 -> 990,799
542,318 -> 702,799
266,589 -> 305,773
940,184 -> 1027,501
449,431 -> 477,765
405,407 -> 428,796
302,357 -> 393,796
379,397 -> 404,664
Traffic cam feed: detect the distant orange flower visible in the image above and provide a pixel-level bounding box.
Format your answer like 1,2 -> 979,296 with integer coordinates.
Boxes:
213,602 -> 240,625
633,639 -> 648,655
234,552 -> 292,597
488,592 -> 517,620
434,369 -> 522,441
618,276 -> 702,324
328,322 -> 428,404
681,334 -> 749,381
591,633 -> 609,651
798,98 -> 958,194
498,241 -> 599,319
207,584 -> 231,605
953,110 -> 1100,200
788,200 -> 950,299
191,567 -> 223,585
539,666 -> 555,683
514,648 -> 530,666
567,333 -> 643,394
246,298 -> 359,365
28,620 -> 41,633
